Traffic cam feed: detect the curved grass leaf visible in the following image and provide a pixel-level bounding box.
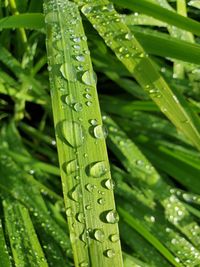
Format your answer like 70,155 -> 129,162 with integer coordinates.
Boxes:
112,0 -> 200,36
0,14 -> 44,30
44,0 -> 123,266
118,207 -> 182,267
80,0 -> 200,151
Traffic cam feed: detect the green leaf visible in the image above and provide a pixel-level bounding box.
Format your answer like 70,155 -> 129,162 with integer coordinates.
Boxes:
44,0 -> 123,266
0,13 -> 44,30
113,0 -> 200,36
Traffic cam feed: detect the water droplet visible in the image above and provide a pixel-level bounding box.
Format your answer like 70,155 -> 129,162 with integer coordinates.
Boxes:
60,63 -> 76,81
82,71 -> 97,86
85,205 -> 91,210
68,184 -> 81,202
77,212 -> 85,223
94,229 -> 105,242
61,120 -> 85,148
84,93 -> 92,99
74,103 -> 83,112
125,32 -> 133,40
45,12 -> 58,23
85,183 -> 96,192
110,234 -> 119,243
86,101 -> 92,106
66,207 -> 72,217
136,159 -> 144,166
88,161 -> 109,178
105,179 -> 115,190
65,159 -> 79,174
106,210 -> 119,224
89,119 -> 98,126
76,55 -> 85,62
73,45 -> 81,50
79,261 -> 88,267
105,249 -> 115,258
94,125 -> 108,139
97,198 -> 105,205
73,37 -> 81,43
81,6 -> 92,15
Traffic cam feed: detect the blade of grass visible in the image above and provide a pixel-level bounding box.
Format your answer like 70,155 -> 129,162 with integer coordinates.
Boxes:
44,0 -> 123,266
80,0 -> 200,151
112,0 -> 200,36
0,219 -> 12,267
0,13 -> 44,30
118,207 -> 182,267
3,198 -> 48,267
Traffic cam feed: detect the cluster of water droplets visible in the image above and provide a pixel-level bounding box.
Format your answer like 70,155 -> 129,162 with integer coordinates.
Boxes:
167,230 -> 200,266
81,3 -> 149,67
44,1 -> 122,264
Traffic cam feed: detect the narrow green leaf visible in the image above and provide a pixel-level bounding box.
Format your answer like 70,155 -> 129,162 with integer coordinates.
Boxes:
0,13 -> 44,30
0,220 -> 12,267
80,0 -> 200,151
118,207 -> 182,267
3,199 -> 48,267
112,0 -> 200,36
44,0 -> 123,266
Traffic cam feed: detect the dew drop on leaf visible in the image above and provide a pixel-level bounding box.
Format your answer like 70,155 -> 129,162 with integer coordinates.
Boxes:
105,249 -> 115,258
85,183 -> 96,192
60,63 -> 76,81
77,212 -> 85,223
93,125 -> 108,139
110,234 -> 119,243
89,161 -> 109,178
76,55 -> 85,62
61,120 -> 85,148
66,207 -> 72,217
79,261 -> 89,267
105,179 -> 115,190
65,159 -> 79,174
82,71 -> 97,86
97,198 -> 105,205
94,229 -> 105,242
89,119 -> 98,126
45,12 -> 58,23
73,103 -> 83,112
106,210 -> 119,224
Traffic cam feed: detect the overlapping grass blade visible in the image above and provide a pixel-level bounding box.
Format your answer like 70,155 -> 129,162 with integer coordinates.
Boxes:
3,198 -> 48,267
0,14 -> 44,30
79,0 -> 200,151
44,0 -> 123,266
112,0 -> 200,36
0,219 -> 12,267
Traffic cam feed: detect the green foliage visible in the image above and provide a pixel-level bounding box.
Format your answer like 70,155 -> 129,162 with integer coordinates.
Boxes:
0,0 -> 200,266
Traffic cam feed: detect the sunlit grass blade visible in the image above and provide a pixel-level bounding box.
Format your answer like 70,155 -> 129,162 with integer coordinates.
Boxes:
80,0 -> 200,151
44,0 -> 123,266
3,198 -> 48,266
103,114 -> 200,249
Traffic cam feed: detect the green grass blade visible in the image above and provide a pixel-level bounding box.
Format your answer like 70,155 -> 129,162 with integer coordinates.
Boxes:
0,13 -> 44,30
130,27 -> 200,65
112,0 -> 200,36
44,0 -> 123,266
3,198 -> 48,267
118,207 -> 182,267
80,0 -> 200,151
0,219 -> 12,267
